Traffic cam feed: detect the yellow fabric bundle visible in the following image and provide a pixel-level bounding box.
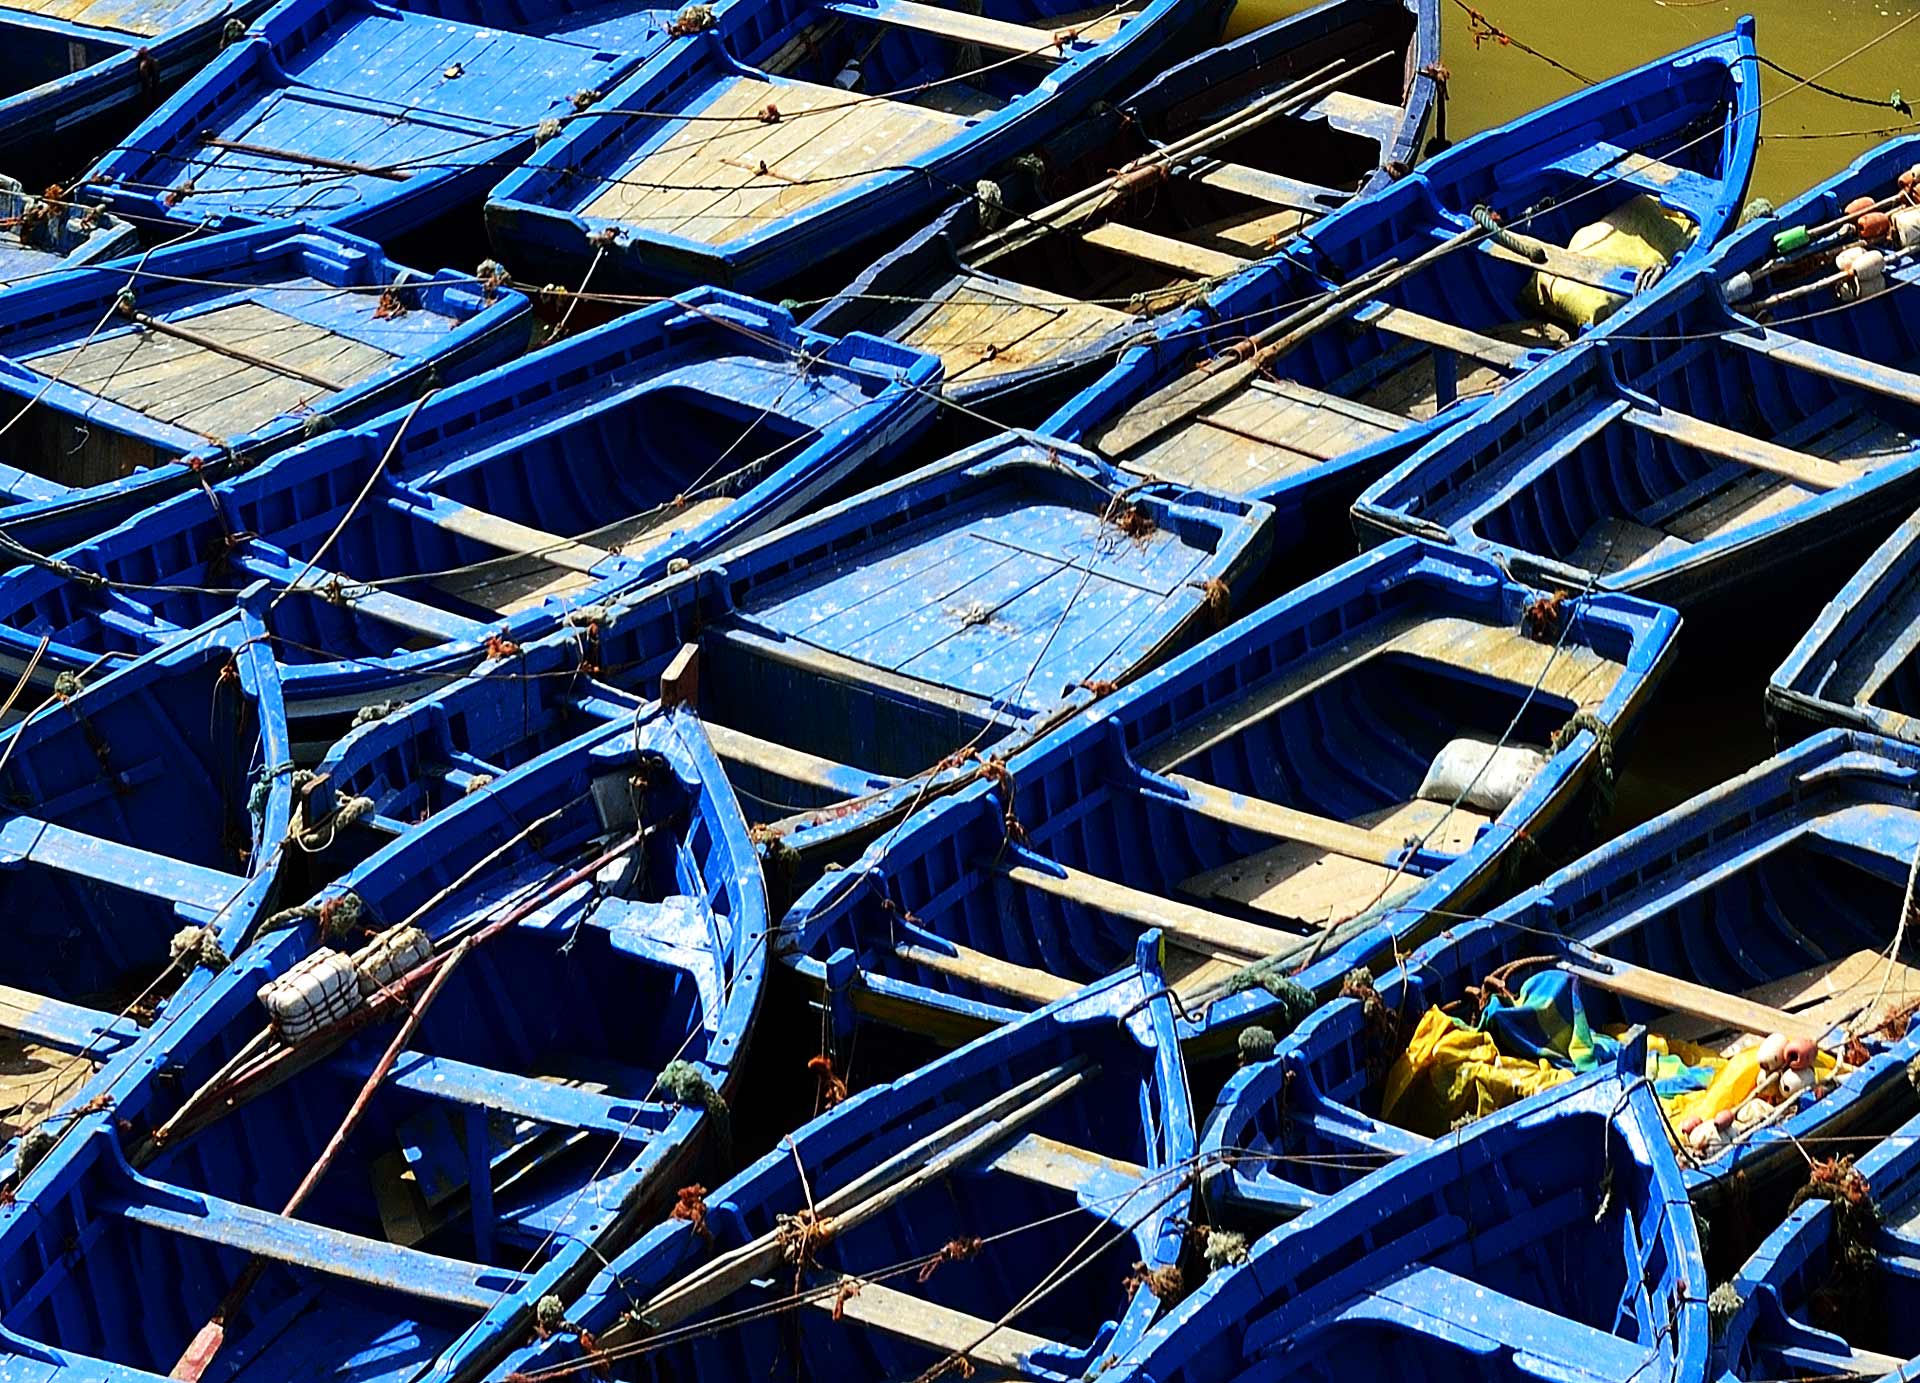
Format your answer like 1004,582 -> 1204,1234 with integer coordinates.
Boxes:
1523,194 -> 1698,330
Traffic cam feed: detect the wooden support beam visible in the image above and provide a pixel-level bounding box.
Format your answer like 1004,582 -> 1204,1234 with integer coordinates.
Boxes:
660,643 -> 699,711
1357,303 -> 1533,370
1481,238 -> 1635,294
806,1273 -> 1053,1374
0,984 -> 141,1056
1080,222 -> 1249,279
430,503 -> 608,574
0,815 -> 244,913
703,719 -> 890,796
1191,161 -> 1348,215
825,0 -> 1066,55
894,941 -> 1078,1006
1726,328 -> 1920,410
109,1184 -> 531,1310
1161,772 -> 1406,864
352,1050 -> 675,1141
999,860 -> 1290,961
986,1132 -> 1147,1197
1623,405 -> 1856,493
1559,959 -> 1823,1040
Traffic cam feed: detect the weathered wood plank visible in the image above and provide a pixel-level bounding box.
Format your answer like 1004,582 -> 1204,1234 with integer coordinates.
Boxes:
999,860 -> 1291,960
1624,405 -> 1857,493
805,1273 -> 1053,1374
1080,222 -> 1248,279
827,0 -> 1066,55
1162,772 -> 1405,864
893,940 -> 1077,1005
1559,960 -> 1822,1040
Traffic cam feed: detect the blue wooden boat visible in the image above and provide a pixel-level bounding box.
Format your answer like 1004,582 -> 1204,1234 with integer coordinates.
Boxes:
0,221 -> 531,552
1202,728 -> 1920,1224
489,937 -> 1192,1383
781,536 -> 1677,1048
1353,132 -> 1920,611
0,179 -> 137,286
0,290 -> 938,720
0,0 -> 270,182
0,604 -> 290,1181
1769,505 -> 1920,748
482,0 -> 1237,295
1110,1059 -> 1707,1383
1041,22 -> 1759,552
0,703 -> 767,1383
1714,1104 -> 1920,1382
294,429 -> 1272,868
81,0 -> 683,242
802,0 -> 1440,418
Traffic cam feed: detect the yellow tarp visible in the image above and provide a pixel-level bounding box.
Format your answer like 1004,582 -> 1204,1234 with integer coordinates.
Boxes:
1522,194 -> 1698,330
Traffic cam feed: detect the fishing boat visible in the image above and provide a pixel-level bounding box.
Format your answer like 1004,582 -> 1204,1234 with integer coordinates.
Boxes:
1041,22 -> 1759,550
1202,728 -> 1920,1225
1353,132 -> 1920,611
0,221 -> 530,552
82,0 -> 684,243
0,178 -> 137,286
0,0 -> 269,183
1768,505 -> 1920,748
489,937 -> 1192,1383
286,428 -> 1269,893
1714,1104 -> 1920,1382
801,0 -> 1440,418
1109,1059 -> 1707,1383
0,605 -> 290,1175
482,0 -> 1238,296
0,703 -> 768,1383
0,289 -> 939,720
780,536 -> 1677,1048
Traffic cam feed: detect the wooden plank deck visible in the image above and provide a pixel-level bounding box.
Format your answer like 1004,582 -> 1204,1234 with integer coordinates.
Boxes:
1121,374 -> 1403,493
900,276 -> 1133,384
29,302 -> 395,439
586,76 -> 967,246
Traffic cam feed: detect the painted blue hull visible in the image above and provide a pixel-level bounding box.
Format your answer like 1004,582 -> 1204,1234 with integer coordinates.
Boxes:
0,222 -> 531,552
1113,1062 -> 1706,1383
484,0 -> 1235,294
0,0 -> 269,178
0,606 -> 290,1179
0,704 -> 768,1383
1205,728 -> 1920,1224
0,180 -> 138,286
490,939 -> 1193,1383
1042,20 -> 1759,552
298,429 -> 1272,867
1715,1099 -> 1920,1381
780,536 -> 1677,1048
1354,132 -> 1920,611
802,0 -> 1440,420
0,289 -> 939,719
1769,499 -> 1920,748
80,0 -> 681,241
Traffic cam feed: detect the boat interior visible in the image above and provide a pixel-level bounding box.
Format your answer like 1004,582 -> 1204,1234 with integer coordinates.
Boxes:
0,717 -> 747,1381
1217,748 -> 1920,1213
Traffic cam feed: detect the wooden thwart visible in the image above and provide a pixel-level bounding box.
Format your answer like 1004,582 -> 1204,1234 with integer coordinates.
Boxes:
1727,328 -> 1920,410
894,940 -> 1077,1005
1080,222 -> 1249,279
806,1273 -> 1053,1374
826,0 -> 1068,55
1624,405 -> 1856,493
1359,304 -> 1533,370
999,860 -> 1290,960
1162,772 -> 1404,864
1559,959 -> 1823,1040
1191,161 -> 1348,214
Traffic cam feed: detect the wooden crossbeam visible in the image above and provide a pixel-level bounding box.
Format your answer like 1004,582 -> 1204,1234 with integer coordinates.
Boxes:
826,0 -> 1067,55
894,940 -> 1077,1005
1192,161 -> 1347,214
1623,405 -> 1856,493
1726,328 -> 1920,410
1080,222 -> 1250,279
806,1273 -> 1053,1374
999,860 -> 1289,960
1357,303 -> 1533,370
1161,772 -> 1404,865
1559,959 -> 1823,1039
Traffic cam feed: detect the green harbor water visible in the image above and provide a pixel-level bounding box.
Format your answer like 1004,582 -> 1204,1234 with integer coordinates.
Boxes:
1441,0 -> 1918,203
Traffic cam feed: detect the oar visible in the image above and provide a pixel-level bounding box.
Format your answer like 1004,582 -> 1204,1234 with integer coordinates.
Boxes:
168,935 -> 476,1380
601,1060 -> 1093,1346
1091,226 -> 1486,458
966,50 -> 1392,265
